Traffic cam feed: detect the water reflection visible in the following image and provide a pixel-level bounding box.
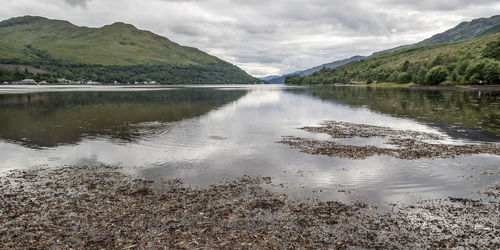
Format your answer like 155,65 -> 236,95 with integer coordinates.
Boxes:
287,86 -> 500,141
0,89 -> 247,147
0,85 -> 499,206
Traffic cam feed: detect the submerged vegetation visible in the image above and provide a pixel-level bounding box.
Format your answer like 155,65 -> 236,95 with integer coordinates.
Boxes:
1,165 -> 498,248
279,121 -> 500,159
286,33 -> 500,85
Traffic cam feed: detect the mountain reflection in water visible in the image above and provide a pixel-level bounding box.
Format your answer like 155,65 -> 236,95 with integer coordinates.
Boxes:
0,85 -> 498,206
0,88 -> 247,147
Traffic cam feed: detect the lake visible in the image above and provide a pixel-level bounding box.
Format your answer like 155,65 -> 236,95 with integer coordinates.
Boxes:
1,85 -> 499,206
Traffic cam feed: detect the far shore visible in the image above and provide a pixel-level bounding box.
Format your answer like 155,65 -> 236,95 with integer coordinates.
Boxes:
294,82 -> 500,91
408,84 -> 500,91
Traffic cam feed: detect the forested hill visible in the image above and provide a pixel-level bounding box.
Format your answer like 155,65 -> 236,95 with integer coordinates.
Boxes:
0,16 -> 258,84
268,56 -> 364,83
272,15 -> 500,84
285,33 -> 500,85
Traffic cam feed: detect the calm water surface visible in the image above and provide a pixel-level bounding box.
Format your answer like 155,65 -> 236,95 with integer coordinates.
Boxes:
0,85 -> 499,205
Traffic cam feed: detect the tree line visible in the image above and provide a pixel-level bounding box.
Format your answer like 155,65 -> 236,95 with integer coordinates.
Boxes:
0,45 -> 256,84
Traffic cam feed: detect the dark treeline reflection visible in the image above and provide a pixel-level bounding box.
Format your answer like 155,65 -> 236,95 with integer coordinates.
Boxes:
288,86 -> 500,141
0,89 -> 247,148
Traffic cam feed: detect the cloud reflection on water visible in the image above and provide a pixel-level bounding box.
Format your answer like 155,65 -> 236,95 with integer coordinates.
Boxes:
0,86 -> 498,205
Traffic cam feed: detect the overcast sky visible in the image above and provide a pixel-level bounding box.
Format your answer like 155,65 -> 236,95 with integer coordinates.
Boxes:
1,0 -> 499,77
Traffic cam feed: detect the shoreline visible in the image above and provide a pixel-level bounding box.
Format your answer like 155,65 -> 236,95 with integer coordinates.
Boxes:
1,165 -> 498,248
409,85 -> 500,91
294,83 -> 500,91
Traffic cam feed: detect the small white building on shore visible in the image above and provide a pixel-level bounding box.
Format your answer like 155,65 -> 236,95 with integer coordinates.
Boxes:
20,79 -> 37,85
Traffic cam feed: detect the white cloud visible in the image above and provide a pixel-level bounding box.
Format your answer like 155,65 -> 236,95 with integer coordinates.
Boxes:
0,0 -> 499,77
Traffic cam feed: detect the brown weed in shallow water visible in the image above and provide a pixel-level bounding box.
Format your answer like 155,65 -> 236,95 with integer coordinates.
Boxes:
0,165 -> 498,248
279,121 -> 500,159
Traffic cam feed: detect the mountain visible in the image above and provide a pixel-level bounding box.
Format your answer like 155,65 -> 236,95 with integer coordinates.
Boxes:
267,71 -> 300,84
285,32 -> 500,85
478,24 -> 500,37
300,56 -> 365,76
416,15 -> 500,46
258,75 -> 280,81
267,56 -> 364,83
271,15 -> 500,84
0,16 -> 257,84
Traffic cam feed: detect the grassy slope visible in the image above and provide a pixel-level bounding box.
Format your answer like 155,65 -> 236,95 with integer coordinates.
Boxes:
356,33 -> 498,69
0,16 -> 220,66
286,32 -> 500,85
0,40 -> 38,61
0,16 -> 258,84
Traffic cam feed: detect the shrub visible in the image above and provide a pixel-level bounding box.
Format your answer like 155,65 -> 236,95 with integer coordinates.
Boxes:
470,73 -> 482,84
415,66 -> 428,85
450,71 -> 458,82
483,41 -> 500,60
388,71 -> 399,82
431,54 -> 458,67
457,60 -> 469,75
401,60 -> 410,72
483,60 -> 500,84
397,72 -> 412,83
465,60 -> 486,82
425,66 -> 449,85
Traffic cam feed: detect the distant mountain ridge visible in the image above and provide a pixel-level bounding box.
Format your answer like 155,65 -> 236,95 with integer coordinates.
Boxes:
0,16 -> 257,84
266,15 -> 500,83
258,75 -> 281,81
477,23 -> 500,37
416,15 -> 500,46
268,56 -> 364,83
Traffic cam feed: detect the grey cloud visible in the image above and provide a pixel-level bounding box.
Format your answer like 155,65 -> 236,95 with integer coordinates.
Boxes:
0,0 -> 499,77
64,0 -> 91,7
376,0 -> 499,11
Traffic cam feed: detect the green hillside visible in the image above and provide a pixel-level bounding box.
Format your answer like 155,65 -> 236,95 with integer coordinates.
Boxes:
0,16 -> 257,84
286,33 -> 500,85
273,15 -> 500,84
417,15 -> 500,46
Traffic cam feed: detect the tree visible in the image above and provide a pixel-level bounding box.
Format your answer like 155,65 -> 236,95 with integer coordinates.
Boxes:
389,71 -> 399,83
483,60 -> 500,84
450,71 -> 458,82
431,54 -> 457,67
425,66 -> 448,85
465,61 -> 486,82
397,72 -> 412,83
415,66 -> 428,85
401,60 -> 410,72
483,41 -> 500,60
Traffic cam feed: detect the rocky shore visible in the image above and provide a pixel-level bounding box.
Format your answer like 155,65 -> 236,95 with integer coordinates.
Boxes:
1,165 -> 498,248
